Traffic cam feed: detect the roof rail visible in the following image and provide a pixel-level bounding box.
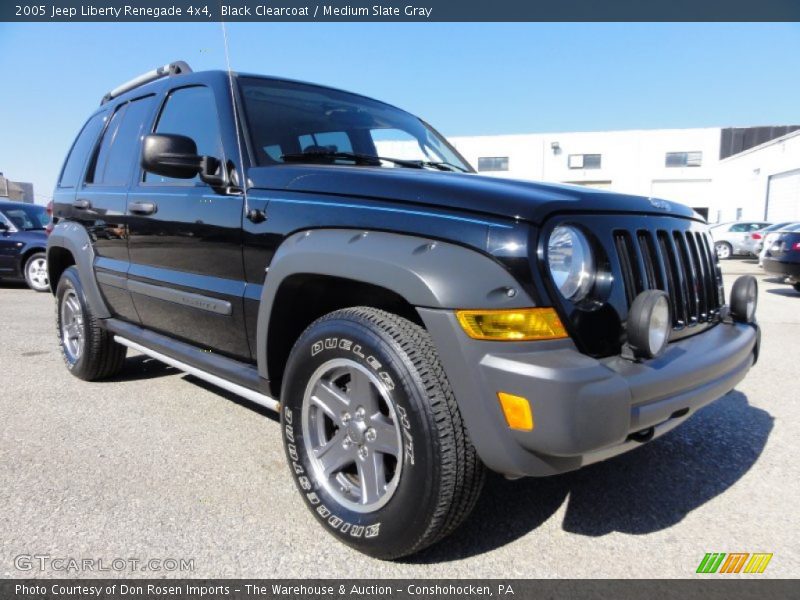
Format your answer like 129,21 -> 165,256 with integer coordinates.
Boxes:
101,61 -> 192,105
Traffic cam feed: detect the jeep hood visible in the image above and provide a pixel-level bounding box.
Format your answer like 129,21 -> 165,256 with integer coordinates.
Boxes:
247,165 -> 699,224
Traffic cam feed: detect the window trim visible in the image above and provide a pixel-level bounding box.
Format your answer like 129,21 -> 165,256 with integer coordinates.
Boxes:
568,153 -> 602,170
665,151 -> 703,168
477,156 -> 509,172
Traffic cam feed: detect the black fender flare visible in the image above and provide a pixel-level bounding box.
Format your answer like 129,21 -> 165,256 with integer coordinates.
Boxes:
256,228 -> 534,382
47,221 -> 111,318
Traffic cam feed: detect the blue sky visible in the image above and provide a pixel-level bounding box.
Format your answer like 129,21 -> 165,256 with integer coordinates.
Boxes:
1,22 -> 798,201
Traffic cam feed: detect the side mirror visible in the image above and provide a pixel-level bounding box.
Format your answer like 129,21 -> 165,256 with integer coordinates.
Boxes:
141,134 -> 224,185
0,222 -> 8,232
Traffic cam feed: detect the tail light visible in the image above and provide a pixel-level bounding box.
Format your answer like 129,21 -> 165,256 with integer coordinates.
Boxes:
792,242 -> 800,252
45,200 -> 54,236
752,233 -> 762,240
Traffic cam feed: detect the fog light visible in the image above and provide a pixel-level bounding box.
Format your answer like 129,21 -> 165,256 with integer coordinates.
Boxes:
730,275 -> 758,323
497,392 -> 534,431
456,308 -> 567,341
626,290 -> 671,359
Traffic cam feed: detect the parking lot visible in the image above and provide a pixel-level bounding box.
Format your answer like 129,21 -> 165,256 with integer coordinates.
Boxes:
1,260 -> 798,578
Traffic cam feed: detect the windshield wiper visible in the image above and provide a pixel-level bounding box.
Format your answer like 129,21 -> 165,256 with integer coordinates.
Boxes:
281,150 -> 467,172
412,160 -> 469,173
282,150 -> 403,167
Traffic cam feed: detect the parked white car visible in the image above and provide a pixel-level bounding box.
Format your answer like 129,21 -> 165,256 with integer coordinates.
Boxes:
710,221 -> 771,259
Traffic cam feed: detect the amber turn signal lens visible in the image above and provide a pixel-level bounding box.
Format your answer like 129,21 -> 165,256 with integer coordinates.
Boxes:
455,308 -> 567,341
497,392 -> 534,431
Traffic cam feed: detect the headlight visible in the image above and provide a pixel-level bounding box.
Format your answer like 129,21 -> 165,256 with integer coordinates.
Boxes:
547,225 -> 595,301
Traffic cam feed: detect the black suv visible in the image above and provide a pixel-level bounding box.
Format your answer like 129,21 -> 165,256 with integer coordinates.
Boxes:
48,62 -> 760,559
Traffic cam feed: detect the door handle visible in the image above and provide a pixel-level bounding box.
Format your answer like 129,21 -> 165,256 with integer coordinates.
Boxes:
128,201 -> 157,215
72,199 -> 91,210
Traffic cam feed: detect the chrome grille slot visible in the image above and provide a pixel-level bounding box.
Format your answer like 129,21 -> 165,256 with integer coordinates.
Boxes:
614,226 -> 722,331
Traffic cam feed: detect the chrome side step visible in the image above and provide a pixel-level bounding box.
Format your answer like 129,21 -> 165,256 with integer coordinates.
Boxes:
113,335 -> 280,413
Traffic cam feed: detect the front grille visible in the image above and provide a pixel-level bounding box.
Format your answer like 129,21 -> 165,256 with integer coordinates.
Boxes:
613,228 -> 724,330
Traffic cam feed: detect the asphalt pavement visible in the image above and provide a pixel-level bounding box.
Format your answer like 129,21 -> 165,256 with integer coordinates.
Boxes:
1,260 -> 798,578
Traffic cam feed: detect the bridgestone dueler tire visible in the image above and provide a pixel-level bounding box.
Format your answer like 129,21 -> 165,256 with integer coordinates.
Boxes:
281,307 -> 485,559
55,266 -> 126,381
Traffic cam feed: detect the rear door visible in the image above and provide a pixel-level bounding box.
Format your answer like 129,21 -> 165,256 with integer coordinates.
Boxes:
127,84 -> 250,361
78,94 -> 158,322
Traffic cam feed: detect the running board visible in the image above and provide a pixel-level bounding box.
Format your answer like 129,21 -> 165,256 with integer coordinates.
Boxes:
113,335 -> 280,413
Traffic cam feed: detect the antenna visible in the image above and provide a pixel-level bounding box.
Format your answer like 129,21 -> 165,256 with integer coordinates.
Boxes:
220,19 -> 250,217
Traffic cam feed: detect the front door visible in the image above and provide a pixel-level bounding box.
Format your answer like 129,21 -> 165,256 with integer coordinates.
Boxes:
127,84 -> 250,361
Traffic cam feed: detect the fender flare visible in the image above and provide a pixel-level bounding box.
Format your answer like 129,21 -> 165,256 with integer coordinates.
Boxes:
256,228 -> 534,382
47,221 -> 111,318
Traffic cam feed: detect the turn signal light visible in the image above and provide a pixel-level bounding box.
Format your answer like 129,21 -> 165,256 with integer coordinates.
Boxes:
456,308 -> 567,341
497,392 -> 534,431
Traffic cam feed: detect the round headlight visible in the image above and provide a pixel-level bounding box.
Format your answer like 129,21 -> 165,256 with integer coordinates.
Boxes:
547,225 -> 595,301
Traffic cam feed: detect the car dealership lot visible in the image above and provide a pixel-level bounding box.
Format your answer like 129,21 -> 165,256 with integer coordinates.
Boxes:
1,260 -> 798,578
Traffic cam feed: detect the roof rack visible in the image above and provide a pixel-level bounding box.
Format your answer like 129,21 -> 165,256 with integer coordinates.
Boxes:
101,61 -> 192,105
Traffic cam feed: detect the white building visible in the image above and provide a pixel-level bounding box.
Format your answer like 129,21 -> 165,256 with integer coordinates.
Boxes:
448,126 -> 800,223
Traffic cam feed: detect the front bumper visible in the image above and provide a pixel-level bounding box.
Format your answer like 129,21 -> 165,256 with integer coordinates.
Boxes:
763,257 -> 800,279
419,308 -> 760,477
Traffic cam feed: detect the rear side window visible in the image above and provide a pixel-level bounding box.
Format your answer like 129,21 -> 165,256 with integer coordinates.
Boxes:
59,113 -> 106,188
144,86 -> 223,184
90,95 -> 155,186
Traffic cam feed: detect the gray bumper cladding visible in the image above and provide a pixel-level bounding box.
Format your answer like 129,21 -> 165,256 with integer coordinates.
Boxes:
419,308 -> 759,478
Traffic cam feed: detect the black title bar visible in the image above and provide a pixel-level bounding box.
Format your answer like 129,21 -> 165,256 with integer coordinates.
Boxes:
2,579 -> 798,600
3,0 -> 800,22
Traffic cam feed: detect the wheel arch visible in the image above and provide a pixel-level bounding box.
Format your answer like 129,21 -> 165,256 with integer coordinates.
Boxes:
257,228 -> 533,395
47,221 -> 110,316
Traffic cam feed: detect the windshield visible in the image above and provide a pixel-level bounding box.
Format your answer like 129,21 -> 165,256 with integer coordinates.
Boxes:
0,204 -> 47,230
238,77 -> 473,173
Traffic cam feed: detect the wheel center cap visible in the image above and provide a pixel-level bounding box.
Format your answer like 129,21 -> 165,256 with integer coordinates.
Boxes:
347,420 -> 368,444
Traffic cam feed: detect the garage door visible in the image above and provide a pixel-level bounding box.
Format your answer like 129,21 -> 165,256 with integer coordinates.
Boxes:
766,169 -> 800,221
650,179 -> 712,209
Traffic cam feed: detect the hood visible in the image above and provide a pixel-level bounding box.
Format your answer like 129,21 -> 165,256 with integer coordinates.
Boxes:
247,165 -> 700,224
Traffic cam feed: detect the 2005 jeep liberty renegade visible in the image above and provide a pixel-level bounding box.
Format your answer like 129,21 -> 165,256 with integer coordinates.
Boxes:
48,61 -> 760,559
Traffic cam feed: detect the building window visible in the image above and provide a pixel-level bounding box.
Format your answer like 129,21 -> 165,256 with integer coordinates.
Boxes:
568,154 -> 601,169
665,151 -> 702,168
477,156 -> 509,172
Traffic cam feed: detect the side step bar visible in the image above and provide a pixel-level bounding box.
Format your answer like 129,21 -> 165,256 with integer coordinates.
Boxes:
113,335 -> 280,413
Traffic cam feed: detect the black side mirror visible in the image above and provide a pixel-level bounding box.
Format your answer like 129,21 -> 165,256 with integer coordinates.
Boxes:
0,222 -> 8,232
141,134 -> 224,185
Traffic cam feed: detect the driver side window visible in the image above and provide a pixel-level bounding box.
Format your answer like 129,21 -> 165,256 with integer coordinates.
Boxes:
144,86 -> 223,185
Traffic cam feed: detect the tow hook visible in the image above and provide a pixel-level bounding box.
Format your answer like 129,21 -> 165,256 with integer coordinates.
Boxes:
627,427 -> 655,443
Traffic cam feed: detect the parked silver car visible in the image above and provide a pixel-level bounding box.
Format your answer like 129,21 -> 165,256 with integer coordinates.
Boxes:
710,221 -> 771,259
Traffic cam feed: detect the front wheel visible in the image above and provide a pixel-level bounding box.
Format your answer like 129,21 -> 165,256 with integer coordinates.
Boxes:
24,252 -> 49,292
793,282 -> 800,293
715,242 -> 733,260
281,307 -> 485,559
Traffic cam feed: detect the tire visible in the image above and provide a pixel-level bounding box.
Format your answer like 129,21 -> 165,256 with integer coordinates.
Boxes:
793,282 -> 800,293
23,252 -> 49,292
55,266 -> 126,381
715,242 -> 733,260
281,307 -> 485,559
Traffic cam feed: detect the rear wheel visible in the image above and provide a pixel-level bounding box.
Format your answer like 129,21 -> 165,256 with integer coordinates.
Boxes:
281,307 -> 484,559
24,252 -> 49,292
715,242 -> 733,260
55,266 -> 126,380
